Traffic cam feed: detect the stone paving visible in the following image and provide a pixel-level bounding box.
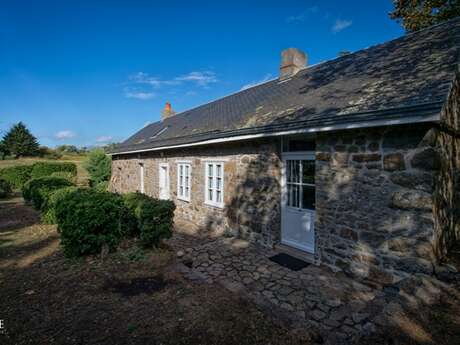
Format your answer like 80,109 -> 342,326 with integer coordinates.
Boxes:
166,222 -> 457,343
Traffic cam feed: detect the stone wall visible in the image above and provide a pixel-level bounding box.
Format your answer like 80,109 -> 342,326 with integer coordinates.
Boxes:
434,68 -> 460,259
110,139 -> 282,247
315,124 -> 439,284
111,122 -> 442,285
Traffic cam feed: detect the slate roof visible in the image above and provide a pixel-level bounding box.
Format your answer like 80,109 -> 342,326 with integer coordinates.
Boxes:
111,18 -> 460,154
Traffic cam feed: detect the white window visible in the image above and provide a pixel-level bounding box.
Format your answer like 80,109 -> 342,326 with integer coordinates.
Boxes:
177,163 -> 191,201
205,162 -> 224,208
139,163 -> 145,193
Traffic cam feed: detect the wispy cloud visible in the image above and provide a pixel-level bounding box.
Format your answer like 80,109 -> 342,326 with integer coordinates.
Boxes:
286,6 -> 318,24
123,87 -> 156,100
124,70 -> 218,100
55,130 -> 76,140
175,71 -> 218,87
332,19 -> 352,33
240,74 -> 272,91
95,135 -> 113,143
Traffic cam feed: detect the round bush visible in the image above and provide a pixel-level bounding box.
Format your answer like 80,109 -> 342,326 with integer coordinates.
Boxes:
0,178 -> 12,198
22,176 -> 74,210
30,162 -> 77,180
41,186 -> 78,224
55,189 -> 134,257
0,165 -> 33,189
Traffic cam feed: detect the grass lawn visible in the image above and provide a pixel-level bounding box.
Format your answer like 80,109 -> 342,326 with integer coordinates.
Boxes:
0,154 -> 89,186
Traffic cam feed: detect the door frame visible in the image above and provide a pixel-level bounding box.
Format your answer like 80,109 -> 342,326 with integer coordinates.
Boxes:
158,163 -> 170,200
281,151 -> 316,254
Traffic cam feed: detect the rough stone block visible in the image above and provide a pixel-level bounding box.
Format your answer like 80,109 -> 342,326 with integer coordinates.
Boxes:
316,152 -> 331,161
391,190 -> 433,210
352,153 -> 381,163
339,228 -> 358,241
411,147 -> 441,170
383,153 -> 405,171
390,170 -> 433,192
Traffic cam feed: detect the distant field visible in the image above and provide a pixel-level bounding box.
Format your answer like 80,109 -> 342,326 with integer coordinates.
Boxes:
0,154 -> 89,186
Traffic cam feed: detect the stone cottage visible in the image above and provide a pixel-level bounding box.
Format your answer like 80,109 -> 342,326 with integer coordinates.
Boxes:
110,18 -> 460,285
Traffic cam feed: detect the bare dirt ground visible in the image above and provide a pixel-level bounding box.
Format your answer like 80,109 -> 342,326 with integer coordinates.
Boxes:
0,196 -> 459,345
0,197 -> 316,345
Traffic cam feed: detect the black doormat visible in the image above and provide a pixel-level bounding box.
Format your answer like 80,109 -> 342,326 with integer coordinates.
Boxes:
269,253 -> 310,271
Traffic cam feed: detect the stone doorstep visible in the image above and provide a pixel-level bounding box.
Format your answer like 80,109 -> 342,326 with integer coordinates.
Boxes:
274,243 -> 317,265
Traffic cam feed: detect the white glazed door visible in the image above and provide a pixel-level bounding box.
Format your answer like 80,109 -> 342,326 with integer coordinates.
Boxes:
159,164 -> 169,200
281,155 -> 315,253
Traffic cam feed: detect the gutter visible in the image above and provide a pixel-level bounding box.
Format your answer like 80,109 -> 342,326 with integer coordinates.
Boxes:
109,101 -> 443,156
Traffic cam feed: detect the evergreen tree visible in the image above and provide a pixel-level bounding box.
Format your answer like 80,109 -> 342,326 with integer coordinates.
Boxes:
83,148 -> 111,186
2,122 -> 40,158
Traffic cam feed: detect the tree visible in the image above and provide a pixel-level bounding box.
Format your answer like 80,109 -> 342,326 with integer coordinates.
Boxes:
83,148 -> 111,186
390,0 -> 460,32
2,122 -> 39,158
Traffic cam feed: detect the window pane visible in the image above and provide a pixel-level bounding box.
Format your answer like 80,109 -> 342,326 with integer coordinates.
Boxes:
291,160 -> 300,183
185,186 -> 189,198
216,177 -> 222,190
216,164 -> 222,177
302,160 -> 315,184
180,186 -> 183,196
208,189 -> 213,201
302,185 -> 316,210
208,177 -> 213,190
287,184 -> 300,208
208,164 -> 213,177
216,190 -> 222,203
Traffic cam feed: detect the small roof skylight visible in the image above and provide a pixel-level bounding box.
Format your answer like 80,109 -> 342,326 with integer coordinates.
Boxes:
150,126 -> 168,140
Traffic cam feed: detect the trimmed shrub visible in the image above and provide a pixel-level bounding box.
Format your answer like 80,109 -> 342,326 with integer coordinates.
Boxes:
41,186 -> 78,224
0,178 -> 12,198
55,189 -> 134,257
93,181 -> 109,192
83,149 -> 111,187
22,176 -> 74,210
122,192 -> 175,247
50,171 -> 76,183
0,165 -> 33,189
30,162 -> 77,179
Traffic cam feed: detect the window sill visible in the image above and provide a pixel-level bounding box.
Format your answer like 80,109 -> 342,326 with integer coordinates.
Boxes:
204,201 -> 224,209
177,196 -> 191,203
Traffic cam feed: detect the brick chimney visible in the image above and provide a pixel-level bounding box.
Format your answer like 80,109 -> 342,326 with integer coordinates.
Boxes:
280,48 -> 307,80
161,102 -> 176,121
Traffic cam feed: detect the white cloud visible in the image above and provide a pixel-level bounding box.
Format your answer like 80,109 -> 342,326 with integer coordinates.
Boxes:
55,130 -> 76,140
240,74 -> 272,91
286,6 -> 318,24
95,135 -> 113,143
332,19 -> 352,33
175,71 -> 218,86
124,87 -> 156,100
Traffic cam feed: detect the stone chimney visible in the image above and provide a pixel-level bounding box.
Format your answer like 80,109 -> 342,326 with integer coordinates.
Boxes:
161,102 -> 176,121
280,48 -> 307,80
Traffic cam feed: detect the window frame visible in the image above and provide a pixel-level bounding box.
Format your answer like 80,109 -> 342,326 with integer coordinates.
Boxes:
204,162 -> 224,208
176,162 -> 192,202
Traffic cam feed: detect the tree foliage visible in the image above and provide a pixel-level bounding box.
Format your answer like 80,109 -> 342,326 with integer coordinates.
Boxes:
390,0 -> 460,32
2,122 -> 39,158
83,148 -> 111,186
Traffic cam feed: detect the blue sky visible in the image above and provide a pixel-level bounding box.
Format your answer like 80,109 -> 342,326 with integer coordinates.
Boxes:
0,0 -> 404,148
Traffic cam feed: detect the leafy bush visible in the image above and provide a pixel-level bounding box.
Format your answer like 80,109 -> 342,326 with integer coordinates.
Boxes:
41,186 -> 78,224
93,181 -> 109,192
55,189 -> 134,257
0,178 -> 12,198
122,192 -> 175,247
0,165 -> 33,189
50,171 -> 76,183
22,176 -> 75,210
83,149 -> 111,186
30,162 -> 77,179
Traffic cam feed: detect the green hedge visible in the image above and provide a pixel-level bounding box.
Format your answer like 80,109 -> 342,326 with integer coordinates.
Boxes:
0,178 -> 12,198
23,176 -> 75,210
0,165 -> 33,189
41,186 -> 78,224
31,162 -> 77,179
50,171 -> 76,183
55,189 -> 134,257
122,192 -> 175,248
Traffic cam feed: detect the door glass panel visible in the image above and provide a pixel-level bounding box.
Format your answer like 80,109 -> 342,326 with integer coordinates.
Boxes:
302,160 -> 315,184
287,160 -> 300,183
302,185 -> 315,210
287,184 -> 300,208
